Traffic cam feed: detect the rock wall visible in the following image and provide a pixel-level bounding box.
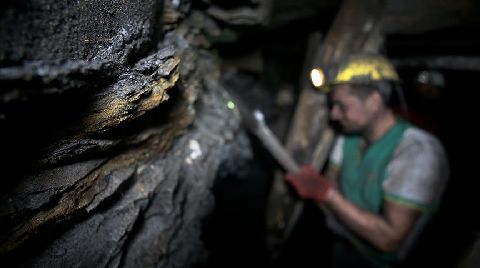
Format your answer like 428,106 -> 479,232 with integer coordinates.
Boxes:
0,0 -> 253,267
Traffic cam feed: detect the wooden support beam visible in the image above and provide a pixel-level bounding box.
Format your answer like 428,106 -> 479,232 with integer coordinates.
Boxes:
392,56 -> 480,71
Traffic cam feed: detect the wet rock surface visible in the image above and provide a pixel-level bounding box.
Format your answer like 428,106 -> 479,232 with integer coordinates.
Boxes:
0,0 -> 253,267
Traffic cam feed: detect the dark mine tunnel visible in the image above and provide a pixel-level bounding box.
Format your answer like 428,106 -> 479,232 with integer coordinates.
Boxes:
1,0 -> 480,267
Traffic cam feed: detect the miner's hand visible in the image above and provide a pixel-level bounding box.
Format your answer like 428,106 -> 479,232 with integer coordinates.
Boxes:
285,165 -> 332,204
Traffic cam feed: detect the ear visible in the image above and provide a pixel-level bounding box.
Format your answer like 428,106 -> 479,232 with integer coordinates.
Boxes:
365,91 -> 383,112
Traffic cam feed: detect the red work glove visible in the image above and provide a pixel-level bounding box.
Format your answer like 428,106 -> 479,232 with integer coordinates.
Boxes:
285,165 -> 332,204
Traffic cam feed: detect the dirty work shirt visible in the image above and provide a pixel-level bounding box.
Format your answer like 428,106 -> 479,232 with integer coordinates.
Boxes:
327,120 -> 449,266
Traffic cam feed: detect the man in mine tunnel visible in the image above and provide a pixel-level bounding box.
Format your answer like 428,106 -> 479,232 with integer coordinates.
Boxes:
285,53 -> 449,268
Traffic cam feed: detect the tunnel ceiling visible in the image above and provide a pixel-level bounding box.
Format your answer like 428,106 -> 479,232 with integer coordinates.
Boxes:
206,0 -> 480,31
204,0 -> 480,65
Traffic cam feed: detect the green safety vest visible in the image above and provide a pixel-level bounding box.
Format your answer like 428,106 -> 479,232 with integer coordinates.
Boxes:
340,119 -> 409,266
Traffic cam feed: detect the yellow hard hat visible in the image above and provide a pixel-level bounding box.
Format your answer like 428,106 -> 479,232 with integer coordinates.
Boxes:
332,53 -> 399,85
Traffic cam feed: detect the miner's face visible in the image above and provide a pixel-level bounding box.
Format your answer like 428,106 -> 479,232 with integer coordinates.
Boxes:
329,84 -> 375,134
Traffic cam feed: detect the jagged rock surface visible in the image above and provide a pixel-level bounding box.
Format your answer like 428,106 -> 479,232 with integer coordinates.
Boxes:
0,0 -> 253,267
